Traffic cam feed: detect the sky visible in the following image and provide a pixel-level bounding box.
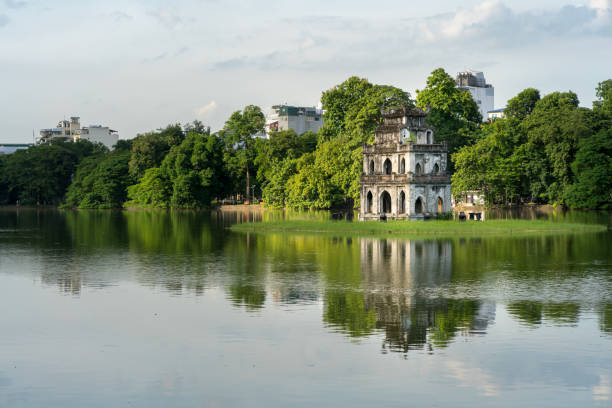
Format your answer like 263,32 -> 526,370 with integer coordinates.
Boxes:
1,0 -> 611,143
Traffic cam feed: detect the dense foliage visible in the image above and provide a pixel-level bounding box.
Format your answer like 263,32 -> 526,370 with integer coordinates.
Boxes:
452,80 -> 612,208
416,68 -> 482,171
0,140 -> 104,205
1,71 -> 609,210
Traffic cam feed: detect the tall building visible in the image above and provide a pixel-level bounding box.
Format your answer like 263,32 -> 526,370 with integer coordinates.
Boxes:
39,116 -> 118,149
359,107 -> 452,220
456,70 -> 494,122
261,104 -> 324,138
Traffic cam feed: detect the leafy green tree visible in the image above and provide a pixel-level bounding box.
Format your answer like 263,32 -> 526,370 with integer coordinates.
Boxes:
277,77 -> 411,209
0,140 -> 104,205
452,118 -> 527,204
563,129 -> 612,209
416,68 -> 482,171
127,130 -> 227,208
319,76 -> 413,144
64,149 -> 134,208
253,129 -> 318,198
285,136 -> 362,209
220,105 -> 265,202
505,88 -> 540,120
128,124 -> 184,180
125,167 -> 170,208
594,79 -> 612,114
522,91 -> 592,202
260,159 -> 298,208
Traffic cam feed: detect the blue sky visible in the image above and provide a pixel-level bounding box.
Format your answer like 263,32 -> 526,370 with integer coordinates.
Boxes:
1,0 -> 611,143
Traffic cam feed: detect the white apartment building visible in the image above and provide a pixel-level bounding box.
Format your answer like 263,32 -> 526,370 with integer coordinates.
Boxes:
39,116 -> 118,149
257,104 -> 324,139
456,70 -> 494,122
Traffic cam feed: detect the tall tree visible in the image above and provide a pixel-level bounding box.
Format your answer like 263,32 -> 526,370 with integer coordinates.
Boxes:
563,129 -> 612,209
128,124 -> 184,180
505,88 -> 541,120
220,105 -> 265,202
320,77 -> 413,144
416,68 -> 482,172
522,91 -> 591,202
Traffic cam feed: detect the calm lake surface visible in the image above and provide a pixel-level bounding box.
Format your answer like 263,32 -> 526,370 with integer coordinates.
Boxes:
1,208 -> 611,407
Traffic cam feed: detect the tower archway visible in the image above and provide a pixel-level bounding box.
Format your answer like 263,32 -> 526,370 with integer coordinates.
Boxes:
415,197 -> 423,214
369,160 -> 374,174
415,163 -> 422,176
437,197 -> 443,214
400,158 -> 405,174
367,191 -> 373,213
399,191 -> 406,214
433,163 -> 439,175
381,191 -> 392,214
383,159 -> 392,175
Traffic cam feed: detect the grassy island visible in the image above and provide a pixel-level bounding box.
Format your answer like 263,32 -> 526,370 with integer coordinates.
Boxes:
230,219 -> 607,237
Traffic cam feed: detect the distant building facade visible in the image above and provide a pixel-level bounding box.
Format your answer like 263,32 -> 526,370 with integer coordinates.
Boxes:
0,144 -> 31,155
487,108 -> 505,121
39,116 -> 118,149
359,107 -> 452,220
261,104 -> 324,138
456,70 -> 494,122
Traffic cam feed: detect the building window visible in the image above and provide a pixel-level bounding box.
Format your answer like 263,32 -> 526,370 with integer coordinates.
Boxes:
433,163 -> 439,175
369,160 -> 374,175
383,158 -> 392,175
399,191 -> 405,214
415,163 -> 422,176
400,158 -> 405,174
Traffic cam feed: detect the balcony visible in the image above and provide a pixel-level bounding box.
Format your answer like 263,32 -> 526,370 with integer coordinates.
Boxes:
363,141 -> 447,154
361,173 -> 450,184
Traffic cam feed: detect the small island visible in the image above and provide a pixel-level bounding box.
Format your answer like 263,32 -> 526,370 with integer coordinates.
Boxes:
231,219 -> 607,237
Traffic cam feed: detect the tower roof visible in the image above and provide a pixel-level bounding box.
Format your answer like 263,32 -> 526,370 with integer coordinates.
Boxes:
381,106 -> 427,119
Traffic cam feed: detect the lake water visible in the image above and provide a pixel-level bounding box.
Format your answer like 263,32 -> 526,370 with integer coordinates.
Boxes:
1,208 -> 611,407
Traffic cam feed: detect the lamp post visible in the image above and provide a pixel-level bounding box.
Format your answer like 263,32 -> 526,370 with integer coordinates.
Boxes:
250,185 -> 256,204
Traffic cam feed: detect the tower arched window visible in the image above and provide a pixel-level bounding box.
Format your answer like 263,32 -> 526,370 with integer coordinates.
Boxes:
433,163 -> 439,175
383,159 -> 392,175
415,163 -> 422,176
369,160 -> 374,174
400,158 -> 405,174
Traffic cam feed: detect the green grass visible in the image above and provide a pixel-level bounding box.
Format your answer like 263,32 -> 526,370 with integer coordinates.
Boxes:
230,219 -> 607,237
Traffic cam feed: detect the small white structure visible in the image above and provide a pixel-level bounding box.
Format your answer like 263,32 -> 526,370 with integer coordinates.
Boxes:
39,116 -> 118,149
487,108 -> 505,121
456,70 -> 494,122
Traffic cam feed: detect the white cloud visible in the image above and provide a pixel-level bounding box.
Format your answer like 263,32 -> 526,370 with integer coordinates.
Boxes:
147,7 -> 184,29
195,101 -> 218,117
4,0 -> 26,9
445,360 -> 501,397
109,10 -> 133,23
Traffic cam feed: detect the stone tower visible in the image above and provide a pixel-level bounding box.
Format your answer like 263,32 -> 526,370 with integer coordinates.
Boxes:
359,107 -> 452,220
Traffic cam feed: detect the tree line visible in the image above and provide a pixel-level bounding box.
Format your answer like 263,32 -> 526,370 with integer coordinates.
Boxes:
0,69 -> 610,209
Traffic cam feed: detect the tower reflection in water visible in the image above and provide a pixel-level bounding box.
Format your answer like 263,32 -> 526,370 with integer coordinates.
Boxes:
358,238 -> 495,354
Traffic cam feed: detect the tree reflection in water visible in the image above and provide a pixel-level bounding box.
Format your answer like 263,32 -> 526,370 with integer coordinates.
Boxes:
1,208 -> 611,353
